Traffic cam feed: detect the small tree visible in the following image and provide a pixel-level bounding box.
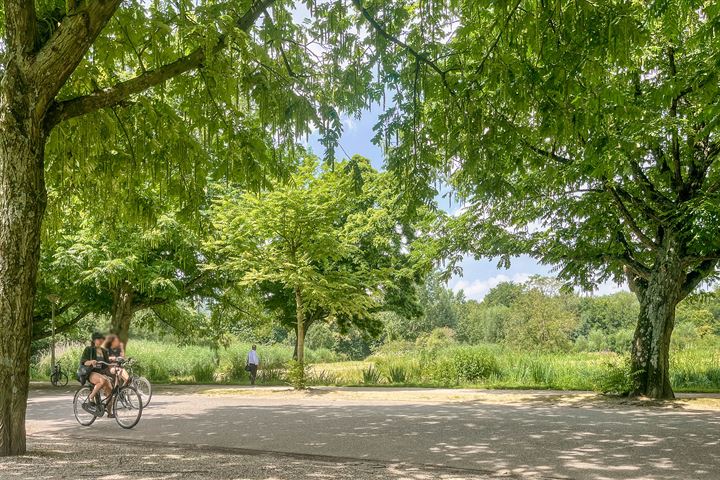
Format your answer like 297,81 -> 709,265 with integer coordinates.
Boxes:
207,155 -> 422,375
47,208 -> 207,345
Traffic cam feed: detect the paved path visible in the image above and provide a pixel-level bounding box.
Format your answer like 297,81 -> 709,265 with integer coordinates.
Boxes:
25,386 -> 720,479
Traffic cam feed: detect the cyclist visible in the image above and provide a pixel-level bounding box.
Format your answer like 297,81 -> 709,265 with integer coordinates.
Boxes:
80,332 -> 114,416
104,334 -> 130,385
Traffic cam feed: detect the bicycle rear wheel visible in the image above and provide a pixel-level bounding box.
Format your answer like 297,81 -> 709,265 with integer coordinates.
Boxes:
133,376 -> 152,407
73,386 -> 97,426
113,386 -> 143,429
58,372 -> 68,387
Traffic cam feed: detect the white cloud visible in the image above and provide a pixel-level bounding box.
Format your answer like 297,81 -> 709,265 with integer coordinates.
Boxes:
451,273 -> 532,301
591,281 -> 628,296
342,116 -> 357,131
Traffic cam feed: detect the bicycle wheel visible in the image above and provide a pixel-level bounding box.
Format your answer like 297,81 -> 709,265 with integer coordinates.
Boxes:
113,386 -> 143,429
58,372 -> 69,387
50,372 -> 59,387
132,376 -> 152,407
73,386 -> 97,426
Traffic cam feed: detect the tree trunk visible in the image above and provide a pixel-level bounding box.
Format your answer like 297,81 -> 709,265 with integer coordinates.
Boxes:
294,287 -> 305,365
292,315 -> 315,360
630,241 -> 684,400
0,71 -> 47,456
110,282 -> 135,346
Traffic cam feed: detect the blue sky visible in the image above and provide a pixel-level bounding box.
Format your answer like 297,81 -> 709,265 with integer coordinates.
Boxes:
307,106 -> 625,301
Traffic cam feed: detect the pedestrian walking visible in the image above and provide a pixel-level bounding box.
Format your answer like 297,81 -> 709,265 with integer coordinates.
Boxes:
246,345 -> 259,385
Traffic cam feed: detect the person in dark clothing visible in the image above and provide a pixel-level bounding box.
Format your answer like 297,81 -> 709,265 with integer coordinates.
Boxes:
80,332 -> 113,415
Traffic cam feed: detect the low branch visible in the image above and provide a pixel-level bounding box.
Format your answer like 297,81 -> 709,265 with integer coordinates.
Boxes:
45,0 -> 273,129
32,309 -> 90,341
681,259 -> 719,299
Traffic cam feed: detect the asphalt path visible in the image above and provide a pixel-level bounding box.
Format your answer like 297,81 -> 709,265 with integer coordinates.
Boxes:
25,386 -> 720,479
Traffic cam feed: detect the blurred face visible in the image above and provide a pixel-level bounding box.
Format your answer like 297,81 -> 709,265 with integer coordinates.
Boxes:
93,338 -> 104,347
111,337 -> 121,349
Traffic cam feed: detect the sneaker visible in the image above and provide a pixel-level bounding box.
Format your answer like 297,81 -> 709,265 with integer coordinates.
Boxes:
81,401 -> 97,415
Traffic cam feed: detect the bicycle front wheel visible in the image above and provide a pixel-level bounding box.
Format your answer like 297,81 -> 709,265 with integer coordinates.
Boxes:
58,372 -> 69,387
133,376 -> 152,407
73,386 -> 97,426
113,386 -> 143,429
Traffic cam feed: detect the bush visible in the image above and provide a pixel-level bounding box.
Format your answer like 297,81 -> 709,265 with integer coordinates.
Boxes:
415,327 -> 457,350
591,357 -> 636,395
192,363 -> 216,383
286,360 -> 307,389
362,366 -> 381,385
385,364 -> 409,384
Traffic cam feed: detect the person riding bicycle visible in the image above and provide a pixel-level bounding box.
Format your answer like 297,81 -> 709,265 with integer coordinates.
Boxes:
104,334 -> 130,386
80,332 -> 114,416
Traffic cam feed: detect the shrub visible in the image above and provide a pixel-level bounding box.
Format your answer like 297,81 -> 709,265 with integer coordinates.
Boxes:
286,360 -> 307,389
362,366 -> 381,385
385,364 -> 409,384
448,347 -> 500,382
308,369 -> 338,386
591,357 -> 636,395
258,367 -> 283,384
192,363 -> 216,383
415,327 -> 457,350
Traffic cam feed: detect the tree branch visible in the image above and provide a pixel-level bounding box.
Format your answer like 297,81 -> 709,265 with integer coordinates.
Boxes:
606,185 -> 659,250
4,0 -> 38,57
612,231 -> 652,279
526,144 -> 572,164
667,47 -> 684,192
44,0 -> 274,129
351,0 -> 454,95
32,0 -> 124,119
681,259 -> 718,299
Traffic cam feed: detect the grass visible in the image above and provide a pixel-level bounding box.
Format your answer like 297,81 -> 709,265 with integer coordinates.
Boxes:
32,339 -> 341,385
31,339 -> 720,393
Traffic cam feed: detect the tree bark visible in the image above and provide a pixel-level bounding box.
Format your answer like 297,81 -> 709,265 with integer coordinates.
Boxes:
110,282 -> 135,346
630,239 -> 684,400
0,65 -> 47,456
292,315 -> 316,360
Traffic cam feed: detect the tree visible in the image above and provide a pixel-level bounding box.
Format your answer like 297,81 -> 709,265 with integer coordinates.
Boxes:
504,289 -> 578,352
207,154 -> 426,372
369,1 -> 720,398
0,0 -> 410,453
383,272 -> 462,341
46,205 -> 208,345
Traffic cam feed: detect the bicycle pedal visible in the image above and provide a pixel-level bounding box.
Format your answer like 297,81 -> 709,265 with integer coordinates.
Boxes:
81,402 -> 99,416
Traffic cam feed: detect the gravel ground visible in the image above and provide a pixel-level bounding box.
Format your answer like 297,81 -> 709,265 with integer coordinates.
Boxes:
0,434 -> 495,480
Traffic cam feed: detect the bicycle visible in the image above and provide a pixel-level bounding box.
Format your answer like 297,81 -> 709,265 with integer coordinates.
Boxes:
50,362 -> 68,387
73,360 -> 143,429
122,357 -> 153,408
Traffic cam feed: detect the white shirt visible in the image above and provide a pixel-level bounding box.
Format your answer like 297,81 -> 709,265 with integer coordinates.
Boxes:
247,350 -> 259,365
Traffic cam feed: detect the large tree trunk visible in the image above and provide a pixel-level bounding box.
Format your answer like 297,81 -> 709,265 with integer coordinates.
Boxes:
0,70 -> 47,456
630,240 -> 684,400
110,282 -> 135,346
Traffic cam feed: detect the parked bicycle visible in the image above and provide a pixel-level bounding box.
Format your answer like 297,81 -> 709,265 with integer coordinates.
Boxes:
50,362 -> 68,387
73,360 -> 143,429
123,357 -> 153,407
